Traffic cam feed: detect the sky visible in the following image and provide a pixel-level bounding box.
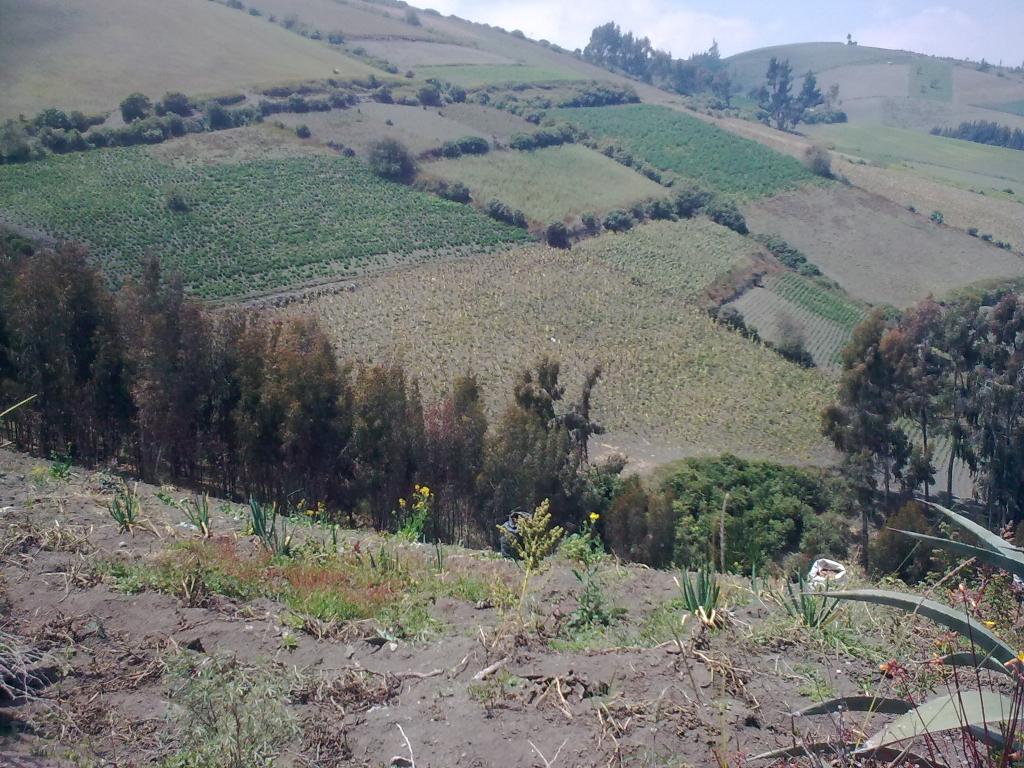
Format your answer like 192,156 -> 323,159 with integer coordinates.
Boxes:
425,0 -> 1023,65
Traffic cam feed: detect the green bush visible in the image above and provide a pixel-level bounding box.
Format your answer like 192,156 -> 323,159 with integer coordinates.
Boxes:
602,209 -> 634,232
120,93 -> 152,123
368,138 -> 417,182
545,221 -> 570,249
704,200 -> 748,234
674,185 -> 712,218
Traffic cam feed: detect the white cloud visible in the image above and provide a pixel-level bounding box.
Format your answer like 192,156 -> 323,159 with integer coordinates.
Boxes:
427,0 -> 763,57
854,6 -> 1004,61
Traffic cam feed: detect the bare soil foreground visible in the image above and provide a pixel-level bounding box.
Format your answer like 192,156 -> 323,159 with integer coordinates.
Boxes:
0,450 -> 938,767
744,186 -> 1024,307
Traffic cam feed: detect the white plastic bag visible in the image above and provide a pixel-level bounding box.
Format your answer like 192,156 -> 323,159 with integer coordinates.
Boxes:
808,558 -> 847,590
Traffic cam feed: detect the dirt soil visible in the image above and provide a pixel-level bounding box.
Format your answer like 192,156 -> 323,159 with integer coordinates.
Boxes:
744,185 -> 1024,307
0,449 -> 897,767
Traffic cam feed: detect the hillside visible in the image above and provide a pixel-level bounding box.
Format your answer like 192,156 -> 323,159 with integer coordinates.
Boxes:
0,0 -> 379,119
728,42 -> 1024,133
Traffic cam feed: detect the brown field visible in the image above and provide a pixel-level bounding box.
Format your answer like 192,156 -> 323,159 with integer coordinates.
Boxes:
840,158 -> 1024,251
0,0 -> 376,118
435,103 -> 538,142
283,246 -> 834,463
743,185 -> 1024,307
274,102 -> 489,155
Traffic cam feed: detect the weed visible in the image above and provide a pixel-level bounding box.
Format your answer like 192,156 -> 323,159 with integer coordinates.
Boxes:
182,494 -> 211,538
248,497 -> 291,557
161,652 -> 298,768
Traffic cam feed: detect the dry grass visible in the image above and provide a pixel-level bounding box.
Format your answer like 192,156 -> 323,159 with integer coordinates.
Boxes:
287,246 -> 834,461
0,0 -> 376,118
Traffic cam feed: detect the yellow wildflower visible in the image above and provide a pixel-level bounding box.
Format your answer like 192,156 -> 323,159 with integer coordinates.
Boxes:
420,486 -> 430,496
589,512 -> 600,523
983,620 -> 996,628
399,498 -> 407,508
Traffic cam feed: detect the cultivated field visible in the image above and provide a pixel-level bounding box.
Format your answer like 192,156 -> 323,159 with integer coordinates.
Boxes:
416,64 -> 583,87
0,146 -> 530,298
744,185 -> 1024,307
560,105 -> 815,199
275,103 -> 489,156
437,103 -> 539,142
356,39 -> 515,68
0,0 -> 375,118
726,43 -> 922,91
807,122 -> 1024,192
292,247 -> 834,462
246,0 -> 455,42
730,287 -> 850,369
908,58 -> 952,102
574,217 -> 760,301
425,145 -> 667,223
839,158 -> 1024,251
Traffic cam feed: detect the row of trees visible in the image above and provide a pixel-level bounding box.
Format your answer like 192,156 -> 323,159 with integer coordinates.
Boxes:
582,23 -> 732,102
0,236 -> 614,544
824,290 -> 1024,564
931,120 -> 1024,152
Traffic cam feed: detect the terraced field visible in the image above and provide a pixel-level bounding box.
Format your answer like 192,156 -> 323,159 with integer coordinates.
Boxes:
807,122 -> 1024,192
275,103 -> 489,156
0,0 -> 375,118
575,217 -> 759,301
729,274 -> 867,369
425,145 -> 666,223
744,185 -> 1024,307
0,146 -> 530,298
292,247 -> 834,462
558,105 -> 815,199
417,64 -> 582,87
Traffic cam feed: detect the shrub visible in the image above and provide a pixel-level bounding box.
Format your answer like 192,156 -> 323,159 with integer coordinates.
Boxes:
327,30 -> 345,44
704,199 -> 748,234
455,136 -> 489,155
870,501 -> 935,583
674,185 -> 712,218
440,140 -> 462,158
774,315 -> 815,368
0,121 -> 31,163
485,199 -> 527,228
160,92 -> 193,117
930,210 -> 944,224
644,198 -> 675,220
405,9 -> 421,25
804,145 -> 833,178
418,85 -> 443,107
166,187 -> 190,213
602,209 -> 634,232
580,213 -> 600,234
120,92 -> 152,123
545,222 -> 570,249
295,124 -> 311,139
367,138 -> 416,182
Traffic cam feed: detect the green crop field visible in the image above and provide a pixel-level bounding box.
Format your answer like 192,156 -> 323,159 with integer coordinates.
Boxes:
416,64 -> 582,87
559,105 -> 815,199
909,59 -> 953,102
0,0 -> 376,118
574,217 -> 757,300
769,272 -> 867,328
807,123 -> 1024,190
0,147 -> 530,298
295,247 -> 834,461
426,145 -> 666,223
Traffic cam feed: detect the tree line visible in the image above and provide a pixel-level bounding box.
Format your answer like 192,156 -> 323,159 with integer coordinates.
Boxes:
823,289 -> 1024,564
931,120 -> 1024,152
581,22 -> 732,102
0,234 -> 614,544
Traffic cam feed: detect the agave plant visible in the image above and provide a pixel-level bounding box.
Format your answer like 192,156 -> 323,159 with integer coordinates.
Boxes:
776,573 -> 841,629
249,497 -> 291,557
678,563 -> 724,629
755,502 -> 1024,764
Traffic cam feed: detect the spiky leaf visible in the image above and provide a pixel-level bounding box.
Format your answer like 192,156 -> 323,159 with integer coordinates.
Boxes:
861,690 -> 1014,750
941,651 -> 1012,676
892,528 -> 1024,578
752,742 -> 944,766
926,502 -> 1022,554
796,696 -> 915,716
824,589 -> 1016,665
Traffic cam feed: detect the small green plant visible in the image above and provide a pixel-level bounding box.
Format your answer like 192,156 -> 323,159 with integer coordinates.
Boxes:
776,573 -> 840,628
248,497 -> 291,557
567,513 -> 617,630
109,480 -> 141,534
679,563 -> 724,628
48,451 -> 73,481
930,209 -> 944,224
182,494 -> 211,538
